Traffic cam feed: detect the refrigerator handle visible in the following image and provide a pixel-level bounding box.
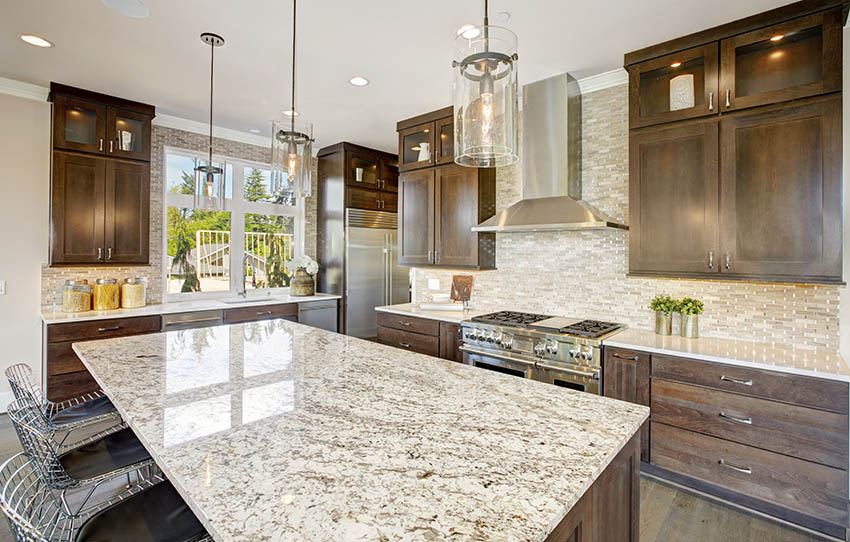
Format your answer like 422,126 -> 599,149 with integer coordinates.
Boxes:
385,233 -> 391,305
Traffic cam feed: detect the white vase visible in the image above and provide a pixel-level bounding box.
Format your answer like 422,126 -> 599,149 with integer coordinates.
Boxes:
670,74 -> 695,111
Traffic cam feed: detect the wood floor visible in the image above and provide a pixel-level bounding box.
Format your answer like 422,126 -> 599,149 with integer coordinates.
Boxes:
0,414 -> 832,542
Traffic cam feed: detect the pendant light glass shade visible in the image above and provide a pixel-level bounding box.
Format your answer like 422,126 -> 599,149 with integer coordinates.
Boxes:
194,32 -> 226,210
453,25 -> 519,167
271,119 -> 313,198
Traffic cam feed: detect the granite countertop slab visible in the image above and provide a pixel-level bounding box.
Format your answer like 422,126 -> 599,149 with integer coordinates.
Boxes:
604,328 -> 850,383
375,302 -> 496,324
41,293 -> 341,325
74,322 -> 648,542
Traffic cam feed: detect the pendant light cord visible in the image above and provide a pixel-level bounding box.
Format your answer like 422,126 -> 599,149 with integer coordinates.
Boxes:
290,0 -> 297,133
208,40 -> 215,165
483,0 -> 489,52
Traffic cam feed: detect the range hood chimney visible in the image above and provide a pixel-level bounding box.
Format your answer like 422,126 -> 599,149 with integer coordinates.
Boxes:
472,72 -> 628,233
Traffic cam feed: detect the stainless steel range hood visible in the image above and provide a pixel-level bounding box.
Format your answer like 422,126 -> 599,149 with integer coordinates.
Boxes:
472,73 -> 628,233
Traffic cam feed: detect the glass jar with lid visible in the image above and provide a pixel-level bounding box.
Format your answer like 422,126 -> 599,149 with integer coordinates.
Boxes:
61,280 -> 92,313
121,277 -> 146,308
93,278 -> 120,310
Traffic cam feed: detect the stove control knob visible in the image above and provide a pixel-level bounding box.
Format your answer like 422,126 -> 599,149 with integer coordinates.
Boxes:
546,340 -> 559,355
581,348 -> 593,361
569,347 -> 581,358
534,342 -> 546,357
492,332 -> 503,344
500,334 -> 514,350
486,331 -> 496,343
469,329 -> 481,341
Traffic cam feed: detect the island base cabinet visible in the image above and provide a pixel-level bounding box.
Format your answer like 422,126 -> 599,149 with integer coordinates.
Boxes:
545,432 -> 640,542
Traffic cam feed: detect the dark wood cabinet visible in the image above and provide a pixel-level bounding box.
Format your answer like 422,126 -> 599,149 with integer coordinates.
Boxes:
719,95 -> 842,281
628,43 -> 719,129
439,322 -> 463,362
397,106 -> 453,172
223,303 -> 298,324
629,121 -> 719,275
377,312 -> 463,363
345,186 -> 396,212
398,169 -> 435,266
625,4 -> 844,284
603,347 -> 651,462
379,157 -> 399,193
347,151 -> 379,190
49,84 -> 154,266
435,116 -> 454,165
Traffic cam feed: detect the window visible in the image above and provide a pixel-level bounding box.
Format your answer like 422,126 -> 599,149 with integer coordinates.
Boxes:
164,147 -> 304,299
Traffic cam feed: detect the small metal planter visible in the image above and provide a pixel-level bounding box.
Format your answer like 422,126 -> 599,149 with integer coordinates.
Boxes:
290,269 -> 315,297
654,311 -> 673,335
681,314 -> 699,339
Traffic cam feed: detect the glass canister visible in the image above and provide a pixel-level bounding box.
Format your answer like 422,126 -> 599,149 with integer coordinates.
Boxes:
61,280 -> 92,312
121,277 -> 146,308
93,278 -> 120,310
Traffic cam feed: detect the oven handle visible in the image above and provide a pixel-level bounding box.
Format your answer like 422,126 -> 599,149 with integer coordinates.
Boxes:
536,361 -> 600,380
459,346 -> 537,367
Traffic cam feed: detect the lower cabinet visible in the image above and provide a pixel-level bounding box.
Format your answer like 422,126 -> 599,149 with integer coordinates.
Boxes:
222,303 -> 298,324
627,348 -> 850,539
376,312 -> 462,362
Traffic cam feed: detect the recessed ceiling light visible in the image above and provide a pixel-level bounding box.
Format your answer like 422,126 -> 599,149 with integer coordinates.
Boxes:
349,76 -> 369,87
19,34 -> 53,48
495,11 -> 511,21
282,109 -> 299,117
456,24 -> 480,39
249,128 -> 261,134
101,0 -> 150,18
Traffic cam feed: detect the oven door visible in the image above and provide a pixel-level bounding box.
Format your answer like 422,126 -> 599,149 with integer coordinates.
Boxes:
535,361 -> 601,394
460,346 -> 535,379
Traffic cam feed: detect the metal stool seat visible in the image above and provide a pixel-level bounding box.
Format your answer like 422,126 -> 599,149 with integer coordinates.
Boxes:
60,428 -> 151,481
50,395 -> 115,426
75,479 -> 209,542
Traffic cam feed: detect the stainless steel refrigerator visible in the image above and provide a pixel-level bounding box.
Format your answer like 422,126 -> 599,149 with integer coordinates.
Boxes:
344,209 -> 409,338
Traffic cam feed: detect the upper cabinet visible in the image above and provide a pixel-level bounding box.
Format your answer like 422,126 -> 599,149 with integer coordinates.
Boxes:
49,84 -> 154,266
397,106 -> 453,172
625,4 -> 845,284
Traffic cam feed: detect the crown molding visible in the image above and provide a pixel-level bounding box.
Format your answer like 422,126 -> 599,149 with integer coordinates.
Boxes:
0,77 -> 49,102
152,113 -> 272,148
577,69 -> 628,94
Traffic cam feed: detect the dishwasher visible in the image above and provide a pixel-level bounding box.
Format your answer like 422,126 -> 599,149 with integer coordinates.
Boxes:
161,310 -> 223,331
297,301 -> 338,332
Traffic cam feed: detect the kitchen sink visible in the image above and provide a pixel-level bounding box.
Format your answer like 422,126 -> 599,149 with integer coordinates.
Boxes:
220,297 -> 279,305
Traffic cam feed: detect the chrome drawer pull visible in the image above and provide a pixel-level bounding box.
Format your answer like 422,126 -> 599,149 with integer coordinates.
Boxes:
612,353 -> 639,361
398,321 -> 412,326
719,412 -> 752,425
256,311 -> 273,316
399,342 -> 412,348
720,375 -> 752,386
98,326 -> 121,332
718,459 -> 751,474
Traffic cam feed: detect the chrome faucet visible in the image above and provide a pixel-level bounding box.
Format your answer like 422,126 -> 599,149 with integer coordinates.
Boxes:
237,251 -> 248,298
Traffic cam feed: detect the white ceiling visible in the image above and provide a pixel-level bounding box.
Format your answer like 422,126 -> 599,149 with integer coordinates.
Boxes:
2,0 -> 794,153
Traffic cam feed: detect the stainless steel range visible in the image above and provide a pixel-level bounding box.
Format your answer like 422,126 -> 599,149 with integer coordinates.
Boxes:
460,311 -> 626,394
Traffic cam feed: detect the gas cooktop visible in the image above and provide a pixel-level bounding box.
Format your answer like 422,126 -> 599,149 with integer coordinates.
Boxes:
471,311 -> 623,339
471,311 -> 553,327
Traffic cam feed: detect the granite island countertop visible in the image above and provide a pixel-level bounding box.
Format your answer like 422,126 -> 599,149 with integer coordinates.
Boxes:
74,321 -> 648,542
375,302 -> 495,323
604,328 -> 850,382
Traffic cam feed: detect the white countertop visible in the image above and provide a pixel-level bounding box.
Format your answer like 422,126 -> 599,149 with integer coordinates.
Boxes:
74,321 -> 648,542
604,328 -> 850,383
375,302 -> 494,324
41,293 -> 341,324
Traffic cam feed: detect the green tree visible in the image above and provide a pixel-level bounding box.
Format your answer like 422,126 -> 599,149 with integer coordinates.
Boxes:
244,168 -> 270,202
266,239 -> 290,287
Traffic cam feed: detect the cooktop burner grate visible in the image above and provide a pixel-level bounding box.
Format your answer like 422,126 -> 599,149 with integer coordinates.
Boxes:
471,311 -> 552,327
561,320 -> 623,338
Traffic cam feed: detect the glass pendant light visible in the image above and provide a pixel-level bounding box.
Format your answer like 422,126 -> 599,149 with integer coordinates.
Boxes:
271,0 -> 313,198
194,32 -> 226,210
453,0 -> 519,167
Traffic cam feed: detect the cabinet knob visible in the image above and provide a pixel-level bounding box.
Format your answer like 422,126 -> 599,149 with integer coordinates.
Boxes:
708,251 -> 714,270
725,252 -> 730,270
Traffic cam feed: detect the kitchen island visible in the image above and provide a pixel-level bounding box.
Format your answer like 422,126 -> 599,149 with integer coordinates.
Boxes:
73,320 -> 648,541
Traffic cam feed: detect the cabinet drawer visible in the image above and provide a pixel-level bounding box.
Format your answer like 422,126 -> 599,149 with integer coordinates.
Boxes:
345,186 -> 382,211
377,326 -> 440,357
223,303 -> 298,324
651,354 -> 848,414
46,371 -> 100,402
47,315 -> 161,343
46,342 -> 86,376
650,422 -> 848,526
652,379 -> 848,469
376,312 -> 440,336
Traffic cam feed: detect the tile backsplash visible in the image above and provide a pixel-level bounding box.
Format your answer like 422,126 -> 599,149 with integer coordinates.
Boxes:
41,125 -> 318,308
412,84 -> 840,351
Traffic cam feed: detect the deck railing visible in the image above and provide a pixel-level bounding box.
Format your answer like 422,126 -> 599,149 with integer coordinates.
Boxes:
194,230 -> 294,283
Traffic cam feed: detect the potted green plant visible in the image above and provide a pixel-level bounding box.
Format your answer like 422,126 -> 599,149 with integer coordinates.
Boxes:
649,294 -> 677,335
676,297 -> 704,339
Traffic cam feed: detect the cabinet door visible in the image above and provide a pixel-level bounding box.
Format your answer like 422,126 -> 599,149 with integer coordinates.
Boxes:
719,9 -> 841,112
434,164 -> 480,267
378,191 -> 397,212
435,116 -> 454,164
439,322 -> 463,362
106,108 -> 151,161
378,157 -> 399,193
53,95 -> 106,155
628,43 -> 719,129
51,152 -> 106,264
398,122 -> 435,172
398,169 -> 435,265
345,186 -> 382,211
346,151 -> 379,189
104,160 -> 150,263
603,347 -> 650,462
629,121 -> 719,275
719,96 -> 841,281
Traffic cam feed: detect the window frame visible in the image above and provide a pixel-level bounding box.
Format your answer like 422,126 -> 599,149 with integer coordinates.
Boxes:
162,146 -> 305,301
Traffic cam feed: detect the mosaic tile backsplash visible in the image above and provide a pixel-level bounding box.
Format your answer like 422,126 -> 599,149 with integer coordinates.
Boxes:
412,85 -> 841,351
41,126 -> 318,308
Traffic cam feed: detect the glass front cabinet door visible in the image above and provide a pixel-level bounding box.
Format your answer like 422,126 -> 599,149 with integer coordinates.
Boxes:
628,43 -> 719,129
398,123 -> 436,172
107,109 -> 151,161
435,117 -> 454,164
719,9 -> 841,112
53,95 -> 107,154
347,152 -> 379,189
